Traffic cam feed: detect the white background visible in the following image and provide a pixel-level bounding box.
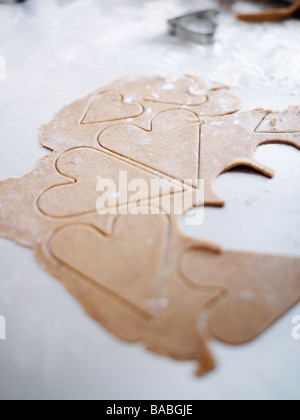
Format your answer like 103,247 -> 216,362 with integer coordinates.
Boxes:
0,0 -> 299,400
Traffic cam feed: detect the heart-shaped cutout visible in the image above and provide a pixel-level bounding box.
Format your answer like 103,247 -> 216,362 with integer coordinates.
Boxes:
38,148 -> 185,218
81,91 -> 143,124
181,248 -> 300,344
48,214 -> 169,317
99,109 -> 200,187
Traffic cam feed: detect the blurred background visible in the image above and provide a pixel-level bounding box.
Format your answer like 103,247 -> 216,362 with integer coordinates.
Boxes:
0,0 -> 299,400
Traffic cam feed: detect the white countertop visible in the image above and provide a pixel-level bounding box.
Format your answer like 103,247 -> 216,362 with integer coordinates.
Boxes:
0,0 -> 299,400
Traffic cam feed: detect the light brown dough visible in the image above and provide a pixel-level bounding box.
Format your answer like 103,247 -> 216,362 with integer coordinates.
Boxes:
181,249 -> 300,344
0,153 -> 115,247
256,106 -> 300,133
37,147 -> 185,218
40,75 -> 242,151
237,0 -> 300,22
35,215 -> 220,376
81,91 -> 144,124
99,110 -> 201,187
0,75 -> 299,375
199,108 -> 300,205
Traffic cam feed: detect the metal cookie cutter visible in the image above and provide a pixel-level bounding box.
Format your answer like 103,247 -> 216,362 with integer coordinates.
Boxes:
168,10 -> 219,44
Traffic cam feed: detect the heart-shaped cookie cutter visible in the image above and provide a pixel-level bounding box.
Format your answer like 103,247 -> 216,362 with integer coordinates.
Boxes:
168,10 -> 219,44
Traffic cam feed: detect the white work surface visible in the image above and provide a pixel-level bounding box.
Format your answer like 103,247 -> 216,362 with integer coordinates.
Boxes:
0,0 -> 300,400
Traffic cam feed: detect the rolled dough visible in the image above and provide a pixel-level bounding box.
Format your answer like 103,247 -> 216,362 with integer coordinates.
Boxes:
0,75 -> 299,375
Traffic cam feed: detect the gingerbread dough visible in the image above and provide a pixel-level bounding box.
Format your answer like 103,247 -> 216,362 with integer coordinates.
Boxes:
0,75 -> 299,375
237,0 -> 300,23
